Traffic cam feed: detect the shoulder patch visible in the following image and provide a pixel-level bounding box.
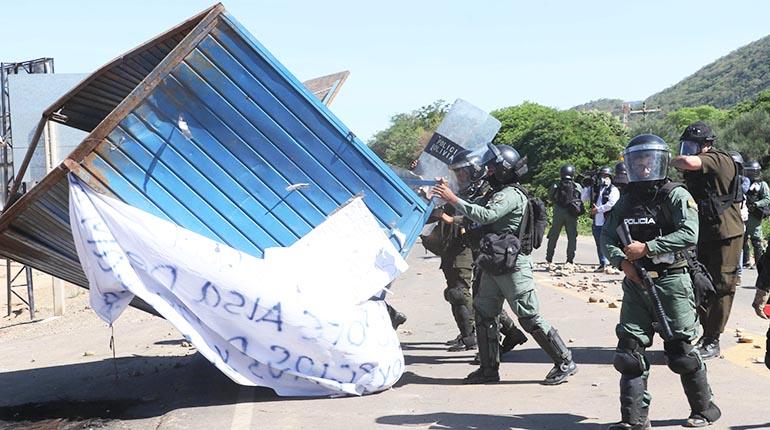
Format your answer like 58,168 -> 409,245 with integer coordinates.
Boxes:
492,193 -> 505,204
687,198 -> 697,210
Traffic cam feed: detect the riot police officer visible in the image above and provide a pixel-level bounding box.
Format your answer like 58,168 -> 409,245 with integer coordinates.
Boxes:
448,150 -> 529,355
743,160 -> 769,267
429,149 -> 484,352
614,162 -> 629,193
433,144 -> 577,385
671,121 -> 743,360
602,134 -> 721,429
546,164 -> 584,264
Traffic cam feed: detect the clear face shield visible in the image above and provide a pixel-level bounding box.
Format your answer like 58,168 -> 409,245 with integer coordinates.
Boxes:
451,165 -> 478,192
679,140 -> 702,156
449,148 -> 492,192
624,146 -> 670,182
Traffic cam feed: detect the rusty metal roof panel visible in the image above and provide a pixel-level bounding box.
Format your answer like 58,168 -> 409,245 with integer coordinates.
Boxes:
302,71 -> 350,106
0,4 -> 429,286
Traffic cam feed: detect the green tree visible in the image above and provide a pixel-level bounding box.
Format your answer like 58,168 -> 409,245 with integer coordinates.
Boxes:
664,105 -> 727,134
367,100 -> 448,167
491,103 -> 627,199
729,89 -> 770,118
721,109 -> 770,162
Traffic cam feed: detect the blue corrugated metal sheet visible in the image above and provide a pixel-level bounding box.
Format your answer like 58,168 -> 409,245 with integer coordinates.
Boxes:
0,4 -> 429,293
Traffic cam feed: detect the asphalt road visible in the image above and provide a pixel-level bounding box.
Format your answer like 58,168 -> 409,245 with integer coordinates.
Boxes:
1,235 -> 769,430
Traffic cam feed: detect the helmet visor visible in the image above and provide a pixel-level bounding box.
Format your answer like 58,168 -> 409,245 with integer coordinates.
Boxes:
625,148 -> 669,182
450,149 -> 491,190
679,140 -> 701,156
450,166 -> 478,191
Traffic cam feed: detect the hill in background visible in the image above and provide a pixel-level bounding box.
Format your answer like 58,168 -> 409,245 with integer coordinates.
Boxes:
572,98 -> 626,116
646,34 -> 770,110
572,34 -> 770,114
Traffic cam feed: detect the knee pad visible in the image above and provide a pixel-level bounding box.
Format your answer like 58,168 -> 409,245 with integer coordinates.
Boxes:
518,315 -> 542,333
664,339 -> 701,374
613,337 -> 648,377
444,286 -> 469,305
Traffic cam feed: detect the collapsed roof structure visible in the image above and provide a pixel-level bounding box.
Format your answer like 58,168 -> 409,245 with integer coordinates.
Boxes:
0,4 -> 429,300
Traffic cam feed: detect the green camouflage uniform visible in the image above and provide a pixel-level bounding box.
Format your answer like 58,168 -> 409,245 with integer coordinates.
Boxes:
455,185 -> 573,382
601,183 -> 719,426
744,180 -> 770,264
439,203 -> 476,347
546,180 -> 583,263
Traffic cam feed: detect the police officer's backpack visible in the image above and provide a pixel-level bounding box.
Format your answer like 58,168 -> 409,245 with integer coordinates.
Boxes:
555,179 -> 585,216
512,184 -> 547,254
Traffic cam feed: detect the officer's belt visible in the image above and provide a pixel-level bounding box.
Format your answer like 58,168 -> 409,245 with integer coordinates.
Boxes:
647,267 -> 688,279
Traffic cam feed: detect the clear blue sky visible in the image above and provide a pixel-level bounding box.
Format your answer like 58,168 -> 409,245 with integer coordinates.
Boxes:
3,1 -> 769,141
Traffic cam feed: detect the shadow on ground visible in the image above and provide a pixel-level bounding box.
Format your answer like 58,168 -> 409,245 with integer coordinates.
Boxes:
729,424 -> 770,430
393,371 -> 542,387
376,412 -> 607,430
0,353 -> 282,424
402,343 -> 667,368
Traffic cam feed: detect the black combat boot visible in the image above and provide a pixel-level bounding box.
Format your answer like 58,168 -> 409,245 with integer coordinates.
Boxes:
499,313 -> 528,355
681,366 -> 721,427
448,304 -> 477,351
532,327 -> 578,385
607,422 -> 650,430
446,333 -> 462,346
464,316 -> 500,384
697,337 -> 720,360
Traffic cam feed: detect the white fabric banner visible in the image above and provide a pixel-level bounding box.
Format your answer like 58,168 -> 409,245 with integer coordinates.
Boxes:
68,174 -> 407,396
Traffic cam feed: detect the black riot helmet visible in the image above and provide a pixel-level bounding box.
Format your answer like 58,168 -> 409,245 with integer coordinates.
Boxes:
624,134 -> 670,183
728,150 -> 745,177
745,160 -> 762,181
449,149 -> 489,191
560,164 -> 575,179
598,166 -> 613,178
487,143 -> 527,184
614,162 -> 629,185
728,150 -> 744,166
679,121 -> 716,156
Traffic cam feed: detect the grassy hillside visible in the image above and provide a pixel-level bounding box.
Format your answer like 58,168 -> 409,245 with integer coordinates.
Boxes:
572,98 -> 625,115
646,34 -> 770,110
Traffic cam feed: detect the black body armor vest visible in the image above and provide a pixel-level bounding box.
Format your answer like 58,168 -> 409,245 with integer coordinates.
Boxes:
620,182 -> 683,272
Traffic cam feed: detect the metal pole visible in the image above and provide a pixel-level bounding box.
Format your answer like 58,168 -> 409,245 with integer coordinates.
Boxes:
25,265 -> 34,320
5,259 -> 10,317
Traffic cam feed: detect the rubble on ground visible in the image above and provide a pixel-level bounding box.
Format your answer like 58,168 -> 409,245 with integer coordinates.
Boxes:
542,261 -> 623,306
